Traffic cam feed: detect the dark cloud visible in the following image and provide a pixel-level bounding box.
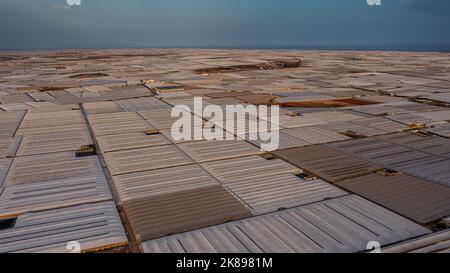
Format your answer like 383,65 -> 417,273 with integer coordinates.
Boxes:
0,0 -> 449,50
406,0 -> 450,16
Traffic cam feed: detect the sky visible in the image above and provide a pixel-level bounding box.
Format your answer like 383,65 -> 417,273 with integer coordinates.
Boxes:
0,0 -> 449,51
